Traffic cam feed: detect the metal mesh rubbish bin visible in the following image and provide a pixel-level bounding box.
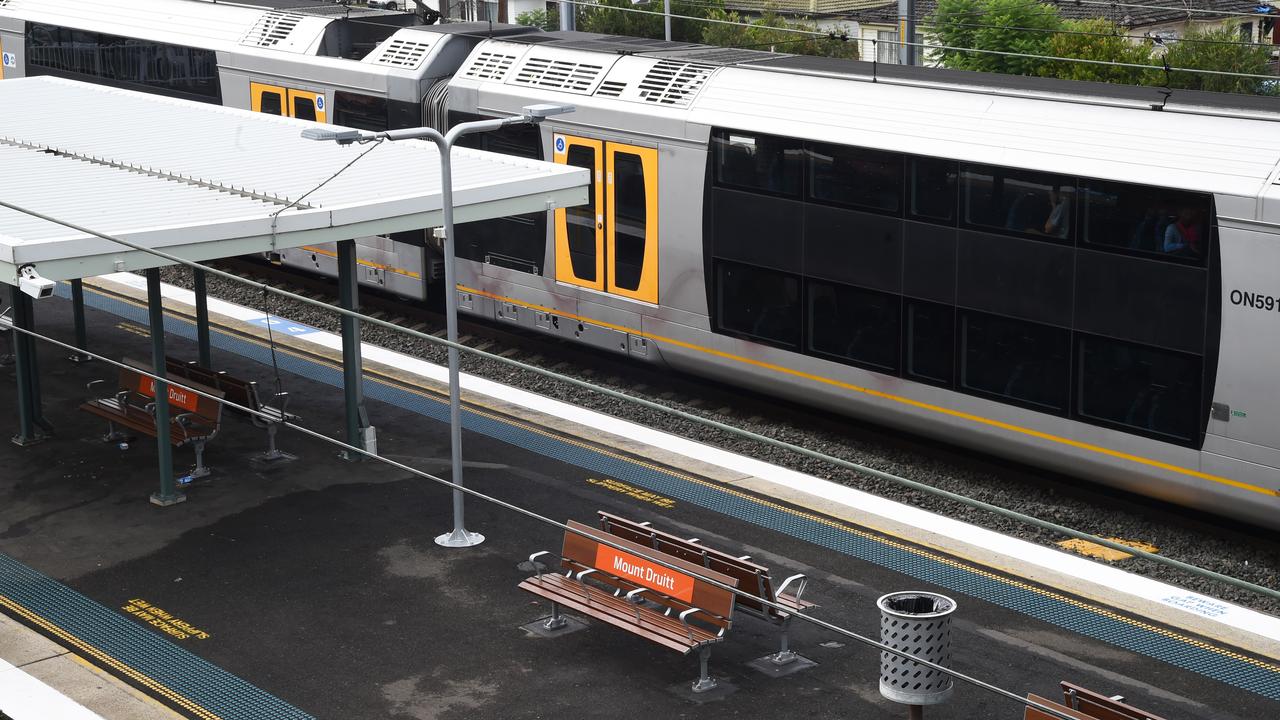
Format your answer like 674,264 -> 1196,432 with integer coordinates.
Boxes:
878,591 -> 956,706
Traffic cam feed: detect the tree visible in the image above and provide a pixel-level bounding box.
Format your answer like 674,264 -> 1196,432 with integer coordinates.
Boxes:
1038,18 -> 1155,85
515,7 -> 559,31
577,0 -> 722,43
929,0 -> 1061,74
699,10 -> 858,59
1160,26 -> 1276,95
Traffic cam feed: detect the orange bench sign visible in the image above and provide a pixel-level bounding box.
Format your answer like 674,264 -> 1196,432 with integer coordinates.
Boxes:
596,544 -> 696,602
139,376 -> 201,412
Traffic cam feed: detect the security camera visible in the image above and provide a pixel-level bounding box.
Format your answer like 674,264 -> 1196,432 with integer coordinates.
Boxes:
17,265 -> 55,300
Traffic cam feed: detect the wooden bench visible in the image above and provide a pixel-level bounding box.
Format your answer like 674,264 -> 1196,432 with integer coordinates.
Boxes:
80,359 -> 224,478
1023,684 -> 1167,720
519,519 -> 740,692
166,358 -> 298,463
598,511 -> 817,665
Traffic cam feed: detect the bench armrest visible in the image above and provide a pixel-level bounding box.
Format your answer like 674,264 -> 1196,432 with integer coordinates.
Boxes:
775,573 -> 809,610
86,379 -> 106,396
271,391 -> 291,414
527,551 -> 554,579
678,606 -> 723,641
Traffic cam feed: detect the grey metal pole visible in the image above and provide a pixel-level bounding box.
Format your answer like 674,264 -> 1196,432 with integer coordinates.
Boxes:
664,0 -> 671,42
193,268 -> 212,369
898,0 -> 916,65
68,279 -> 90,363
559,1 -> 574,31
434,132 -> 483,548
147,268 -> 184,507
337,240 -> 370,461
8,284 -> 43,446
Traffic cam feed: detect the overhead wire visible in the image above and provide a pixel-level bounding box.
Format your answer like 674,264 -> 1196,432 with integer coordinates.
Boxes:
1,197 -> 1276,605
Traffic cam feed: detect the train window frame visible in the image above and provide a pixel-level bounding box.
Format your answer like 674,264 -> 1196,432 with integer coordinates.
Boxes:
1079,179 -> 1211,268
959,163 -> 1077,244
805,278 -> 902,375
711,129 -> 804,199
908,156 -> 959,225
958,309 -> 1070,415
903,299 -> 955,388
806,142 -> 905,217
713,259 -> 803,350
1074,333 -> 1203,446
606,143 -> 660,304
334,91 -> 390,132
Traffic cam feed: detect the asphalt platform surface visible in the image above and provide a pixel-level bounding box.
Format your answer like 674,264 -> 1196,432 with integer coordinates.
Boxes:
0,291 -> 1274,720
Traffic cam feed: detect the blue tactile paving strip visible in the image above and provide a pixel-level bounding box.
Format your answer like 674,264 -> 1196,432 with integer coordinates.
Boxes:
9,283 -> 1277,708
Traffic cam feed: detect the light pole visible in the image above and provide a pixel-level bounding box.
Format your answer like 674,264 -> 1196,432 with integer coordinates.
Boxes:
302,102 -> 575,548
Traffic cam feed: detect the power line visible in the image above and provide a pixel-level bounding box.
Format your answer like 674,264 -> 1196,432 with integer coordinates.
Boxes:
895,14 -> 1279,50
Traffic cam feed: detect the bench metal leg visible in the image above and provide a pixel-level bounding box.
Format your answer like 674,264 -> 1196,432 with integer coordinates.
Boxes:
691,647 -> 717,693
102,422 -> 134,445
189,441 -> 211,479
253,423 -> 297,464
542,602 -> 568,631
770,618 -> 798,666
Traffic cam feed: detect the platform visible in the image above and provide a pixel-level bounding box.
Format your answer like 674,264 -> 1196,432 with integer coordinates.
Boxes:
0,277 -> 1276,719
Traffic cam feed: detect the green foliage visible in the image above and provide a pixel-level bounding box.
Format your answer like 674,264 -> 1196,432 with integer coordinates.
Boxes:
1161,26 -> 1275,95
1038,18 -> 1155,84
515,7 -> 559,31
699,10 -> 858,59
577,0 -> 723,43
930,0 -> 1061,74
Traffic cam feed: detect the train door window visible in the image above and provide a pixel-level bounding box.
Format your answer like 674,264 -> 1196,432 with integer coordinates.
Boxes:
909,157 -> 958,224
607,143 -> 659,304
1080,179 -> 1209,264
711,129 -> 803,197
334,91 -> 389,132
716,260 -> 801,349
554,136 -> 605,290
905,300 -> 954,386
251,82 -> 285,116
960,164 -> 1075,242
1076,335 -> 1201,443
287,89 -> 326,123
806,280 -> 900,373
807,142 -> 903,215
959,310 -> 1069,414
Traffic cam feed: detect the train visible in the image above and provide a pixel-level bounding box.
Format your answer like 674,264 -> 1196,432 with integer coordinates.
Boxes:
3,0 -> 1279,529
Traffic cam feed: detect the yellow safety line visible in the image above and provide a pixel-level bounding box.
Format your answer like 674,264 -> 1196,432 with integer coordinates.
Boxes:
0,594 -> 223,720
459,284 -> 1279,500
299,245 -> 422,279
87,284 -> 1280,674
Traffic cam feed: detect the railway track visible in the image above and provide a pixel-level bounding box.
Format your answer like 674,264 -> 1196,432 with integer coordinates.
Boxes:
159,261 -> 1280,616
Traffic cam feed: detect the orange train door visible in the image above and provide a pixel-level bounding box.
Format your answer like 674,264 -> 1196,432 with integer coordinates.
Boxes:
554,134 -> 658,304
251,82 -> 327,123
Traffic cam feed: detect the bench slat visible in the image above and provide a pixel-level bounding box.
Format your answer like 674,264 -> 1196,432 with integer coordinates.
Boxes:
1024,694 -> 1095,720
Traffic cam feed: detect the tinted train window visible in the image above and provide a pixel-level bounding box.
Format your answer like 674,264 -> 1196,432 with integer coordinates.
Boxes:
716,261 -> 801,348
564,145 -> 598,282
807,280 -> 900,373
25,23 -> 221,101
712,131 -> 802,197
960,311 -> 1069,413
910,158 -> 958,224
961,164 -> 1075,241
808,143 -> 903,215
612,151 -> 647,291
260,91 -> 283,116
334,91 -> 389,131
905,300 -> 954,386
1077,335 -> 1201,442
1081,180 -> 1210,263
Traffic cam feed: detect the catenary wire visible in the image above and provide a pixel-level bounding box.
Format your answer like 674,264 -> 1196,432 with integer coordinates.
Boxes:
1,198 -> 1275,604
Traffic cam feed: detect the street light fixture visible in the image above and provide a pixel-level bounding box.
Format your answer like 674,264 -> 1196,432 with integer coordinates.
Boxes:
303,102 -> 576,548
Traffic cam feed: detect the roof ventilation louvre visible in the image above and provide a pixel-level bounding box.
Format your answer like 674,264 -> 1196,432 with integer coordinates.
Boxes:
511,56 -> 604,94
369,38 -> 433,68
464,51 -> 518,81
637,60 -> 715,107
242,11 -> 304,48
596,80 -> 626,97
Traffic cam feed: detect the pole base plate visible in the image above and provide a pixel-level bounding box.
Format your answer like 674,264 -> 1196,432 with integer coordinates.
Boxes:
435,529 -> 484,548
149,491 -> 188,507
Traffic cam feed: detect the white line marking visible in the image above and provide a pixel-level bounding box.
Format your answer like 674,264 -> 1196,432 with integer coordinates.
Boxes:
0,658 -> 106,720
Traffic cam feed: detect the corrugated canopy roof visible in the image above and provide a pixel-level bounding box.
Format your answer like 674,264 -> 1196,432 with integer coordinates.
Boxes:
0,77 -> 588,283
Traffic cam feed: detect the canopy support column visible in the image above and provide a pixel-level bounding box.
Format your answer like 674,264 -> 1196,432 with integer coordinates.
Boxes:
68,279 -> 91,363
338,240 -> 371,460
147,268 -> 185,507
8,284 -> 50,446
193,268 -> 212,369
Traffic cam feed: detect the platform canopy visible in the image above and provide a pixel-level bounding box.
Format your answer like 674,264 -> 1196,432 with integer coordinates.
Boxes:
0,76 -> 589,283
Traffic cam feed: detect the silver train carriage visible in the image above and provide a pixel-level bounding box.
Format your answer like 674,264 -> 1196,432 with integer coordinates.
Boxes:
0,0 -> 537,300
443,33 -> 1280,529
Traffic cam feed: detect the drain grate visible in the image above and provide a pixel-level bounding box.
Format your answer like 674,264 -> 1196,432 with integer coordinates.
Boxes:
59,284 -> 1280,702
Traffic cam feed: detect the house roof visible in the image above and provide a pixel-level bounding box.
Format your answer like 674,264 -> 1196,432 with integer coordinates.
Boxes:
848,0 -> 1273,29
